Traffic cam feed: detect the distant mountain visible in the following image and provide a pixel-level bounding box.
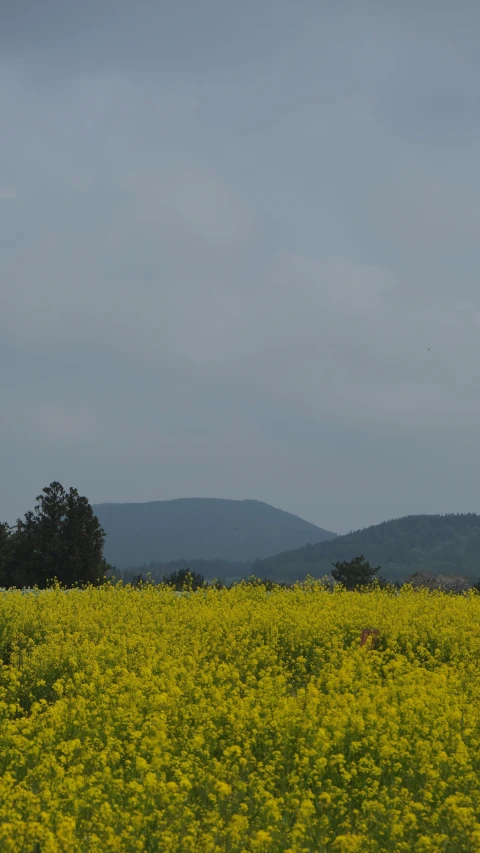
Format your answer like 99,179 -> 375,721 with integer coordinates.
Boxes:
93,498 -> 337,569
252,514 -> 480,584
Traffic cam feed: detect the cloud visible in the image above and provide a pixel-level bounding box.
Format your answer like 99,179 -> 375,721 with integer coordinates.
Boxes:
2,3 -> 480,530
33,404 -> 99,439
2,65 -> 480,436
0,187 -> 16,199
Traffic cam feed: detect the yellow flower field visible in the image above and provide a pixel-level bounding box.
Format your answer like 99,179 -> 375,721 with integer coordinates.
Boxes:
1,582 -> 480,852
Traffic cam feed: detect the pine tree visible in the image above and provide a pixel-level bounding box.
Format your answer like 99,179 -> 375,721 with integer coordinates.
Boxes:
7,482 -> 110,588
331,555 -> 381,590
0,522 -> 14,588
62,488 -> 108,586
163,568 -> 205,590
34,482 -> 68,585
12,509 -> 45,588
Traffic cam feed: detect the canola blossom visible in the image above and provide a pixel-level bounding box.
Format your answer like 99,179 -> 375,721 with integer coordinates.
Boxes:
1,582 -> 480,852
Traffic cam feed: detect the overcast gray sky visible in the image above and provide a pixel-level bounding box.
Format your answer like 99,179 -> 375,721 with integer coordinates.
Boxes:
2,1 -> 480,533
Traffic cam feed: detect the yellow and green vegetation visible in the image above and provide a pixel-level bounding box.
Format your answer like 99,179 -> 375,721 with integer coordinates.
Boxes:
1,582 -> 480,852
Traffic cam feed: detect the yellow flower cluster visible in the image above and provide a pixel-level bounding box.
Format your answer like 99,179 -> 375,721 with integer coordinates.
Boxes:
1,582 -> 480,852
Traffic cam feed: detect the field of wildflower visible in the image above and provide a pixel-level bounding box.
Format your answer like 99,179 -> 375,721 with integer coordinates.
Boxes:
1,582 -> 480,853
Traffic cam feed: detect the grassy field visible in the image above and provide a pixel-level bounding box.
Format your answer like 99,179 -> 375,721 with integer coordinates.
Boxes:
1,582 -> 480,852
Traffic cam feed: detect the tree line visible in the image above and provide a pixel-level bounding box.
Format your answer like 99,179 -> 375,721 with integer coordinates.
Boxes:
5,484 -> 452,593
253,513 -> 480,585
133,556 -> 383,591
0,483 -> 383,592
0,482 -> 110,589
